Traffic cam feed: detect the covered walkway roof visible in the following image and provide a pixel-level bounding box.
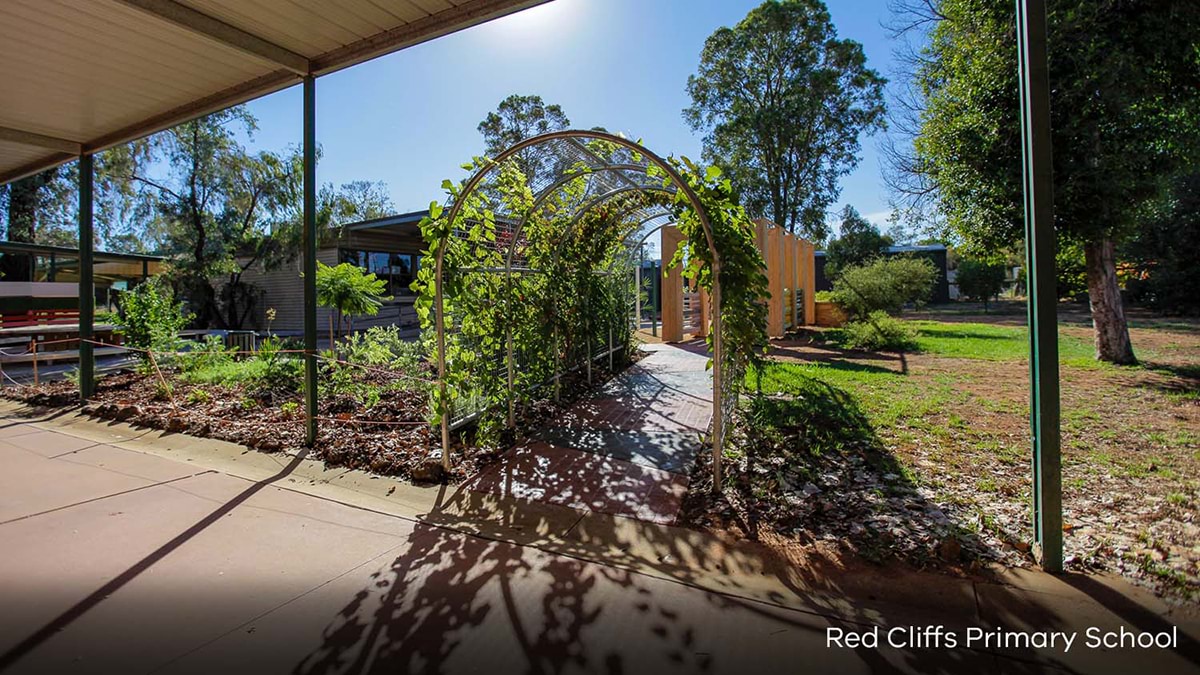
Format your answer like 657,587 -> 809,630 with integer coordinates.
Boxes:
0,0 -> 546,185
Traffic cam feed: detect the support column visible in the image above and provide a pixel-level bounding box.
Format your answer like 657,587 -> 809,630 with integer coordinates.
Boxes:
660,226 -> 684,342
790,234 -> 801,328
302,75 -> 318,446
784,233 -> 797,330
78,153 -> 94,400
766,226 -> 784,337
696,288 -> 709,337
802,240 -> 816,325
1017,0 -> 1062,573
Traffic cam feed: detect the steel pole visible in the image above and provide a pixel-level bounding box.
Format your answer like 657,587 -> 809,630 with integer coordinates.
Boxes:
1017,0 -> 1062,573
78,153 -> 94,400
302,75 -> 318,446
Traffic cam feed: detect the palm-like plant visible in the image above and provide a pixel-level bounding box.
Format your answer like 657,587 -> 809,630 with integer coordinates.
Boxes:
315,262 -> 392,349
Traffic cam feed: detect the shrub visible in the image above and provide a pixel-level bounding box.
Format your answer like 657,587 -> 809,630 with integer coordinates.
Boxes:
280,401 -> 300,417
178,334 -> 235,375
119,276 -> 191,357
838,311 -> 918,351
186,389 -> 212,405
813,290 -> 836,303
955,258 -> 1007,309
341,325 -> 424,371
830,256 -> 937,319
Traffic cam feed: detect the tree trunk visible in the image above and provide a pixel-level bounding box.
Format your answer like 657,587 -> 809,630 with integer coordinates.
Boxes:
1083,238 -> 1136,364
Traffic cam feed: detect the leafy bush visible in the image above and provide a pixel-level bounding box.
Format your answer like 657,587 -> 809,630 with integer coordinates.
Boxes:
830,256 -> 937,319
119,276 -> 191,357
838,311 -> 918,351
178,335 -> 235,375
341,325 -> 424,371
186,389 -> 212,405
814,290 -> 836,303
955,258 -> 1007,309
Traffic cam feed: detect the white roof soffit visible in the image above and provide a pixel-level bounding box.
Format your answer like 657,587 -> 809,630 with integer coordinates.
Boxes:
0,0 -> 549,185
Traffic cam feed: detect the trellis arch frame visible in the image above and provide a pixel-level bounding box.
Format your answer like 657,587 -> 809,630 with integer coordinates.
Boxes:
431,130 -> 729,487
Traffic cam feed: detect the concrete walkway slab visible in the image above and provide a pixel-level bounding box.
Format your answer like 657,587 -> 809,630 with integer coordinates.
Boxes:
468,344 -> 711,525
0,406 -> 1197,674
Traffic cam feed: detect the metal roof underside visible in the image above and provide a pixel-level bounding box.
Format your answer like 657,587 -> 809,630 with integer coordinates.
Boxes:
0,0 -> 548,185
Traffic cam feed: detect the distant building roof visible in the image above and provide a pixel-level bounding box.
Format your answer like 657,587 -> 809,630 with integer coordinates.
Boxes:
814,243 -> 947,257
345,210 -> 430,232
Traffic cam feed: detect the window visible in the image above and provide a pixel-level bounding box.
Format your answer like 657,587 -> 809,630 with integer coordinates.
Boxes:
339,248 -> 418,296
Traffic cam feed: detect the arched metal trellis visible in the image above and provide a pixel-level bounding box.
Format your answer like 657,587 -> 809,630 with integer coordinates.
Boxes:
432,130 -> 730,487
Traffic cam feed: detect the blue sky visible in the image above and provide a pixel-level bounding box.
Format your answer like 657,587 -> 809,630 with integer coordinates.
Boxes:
243,0 -> 898,231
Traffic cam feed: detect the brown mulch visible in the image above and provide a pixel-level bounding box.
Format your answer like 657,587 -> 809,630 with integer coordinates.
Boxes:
2,350 -> 647,485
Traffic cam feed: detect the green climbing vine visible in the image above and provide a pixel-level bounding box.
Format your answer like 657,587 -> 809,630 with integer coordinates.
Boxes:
414,139 -> 767,453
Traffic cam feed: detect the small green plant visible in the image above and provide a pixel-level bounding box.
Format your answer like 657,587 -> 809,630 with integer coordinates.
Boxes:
186,388 -> 212,405
153,379 -> 174,401
239,396 -> 257,410
62,366 -> 99,389
280,401 -> 300,417
255,336 -> 303,392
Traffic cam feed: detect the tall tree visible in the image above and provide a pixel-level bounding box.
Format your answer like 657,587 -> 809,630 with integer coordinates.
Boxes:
106,107 -> 393,329
477,94 -> 571,187
824,205 -> 892,276
897,0 -> 1200,363
683,0 -> 886,241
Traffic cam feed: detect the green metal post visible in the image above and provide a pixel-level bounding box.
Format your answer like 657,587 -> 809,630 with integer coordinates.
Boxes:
78,154 -> 95,400
302,75 -> 318,445
1017,0 -> 1062,573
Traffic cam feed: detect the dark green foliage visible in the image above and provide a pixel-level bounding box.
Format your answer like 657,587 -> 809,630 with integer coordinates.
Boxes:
837,311 -> 919,352
1124,173 -> 1200,315
954,258 -> 1007,309
901,0 -> 1200,361
824,205 -> 892,277
477,94 -> 571,186
684,0 -> 886,240
118,276 -> 190,356
830,257 -> 937,318
341,325 -> 425,371
315,261 -> 392,343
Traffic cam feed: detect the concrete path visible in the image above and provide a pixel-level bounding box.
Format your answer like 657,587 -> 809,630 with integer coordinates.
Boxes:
466,343 -> 712,524
0,405 -> 1197,674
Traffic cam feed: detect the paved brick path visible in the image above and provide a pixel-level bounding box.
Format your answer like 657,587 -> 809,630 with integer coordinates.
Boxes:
466,343 -> 712,524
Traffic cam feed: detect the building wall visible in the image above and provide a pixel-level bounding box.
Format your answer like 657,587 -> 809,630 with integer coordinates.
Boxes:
233,228 -> 427,335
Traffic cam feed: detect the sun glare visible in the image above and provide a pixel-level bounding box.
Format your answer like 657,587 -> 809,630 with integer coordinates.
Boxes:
482,0 -> 581,44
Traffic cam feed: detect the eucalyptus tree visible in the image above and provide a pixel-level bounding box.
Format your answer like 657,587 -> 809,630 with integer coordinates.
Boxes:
477,94 -> 571,188
894,0 -> 1200,363
684,0 -> 887,241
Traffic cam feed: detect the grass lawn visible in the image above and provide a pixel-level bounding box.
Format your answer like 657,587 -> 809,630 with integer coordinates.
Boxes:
699,306 -> 1200,601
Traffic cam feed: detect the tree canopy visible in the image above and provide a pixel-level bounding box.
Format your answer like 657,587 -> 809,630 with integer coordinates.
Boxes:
896,0 -> 1200,363
684,0 -> 886,240
477,94 -> 571,187
824,205 -> 892,277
